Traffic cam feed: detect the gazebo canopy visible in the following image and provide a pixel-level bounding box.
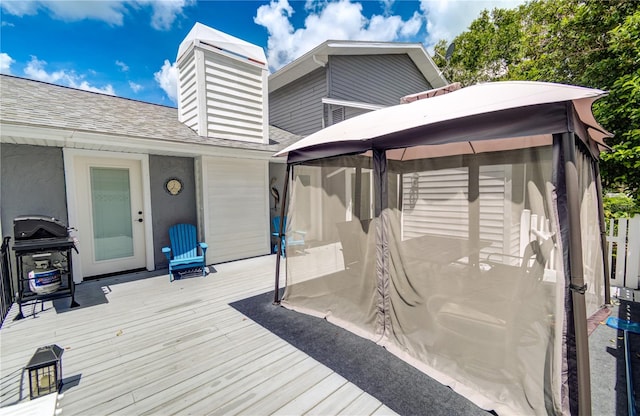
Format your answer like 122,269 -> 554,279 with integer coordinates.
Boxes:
276,81 -> 610,163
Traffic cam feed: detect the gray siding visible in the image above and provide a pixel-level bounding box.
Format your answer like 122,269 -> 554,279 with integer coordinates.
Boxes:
329,55 -> 432,106
149,155 -> 198,269
1,144 -> 68,236
269,68 -> 326,136
1,144 -> 68,291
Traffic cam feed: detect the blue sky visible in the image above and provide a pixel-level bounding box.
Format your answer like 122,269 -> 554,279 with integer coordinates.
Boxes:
0,0 -> 525,107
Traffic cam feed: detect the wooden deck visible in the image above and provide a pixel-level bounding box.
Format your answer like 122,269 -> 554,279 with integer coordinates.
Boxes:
0,255 -> 396,415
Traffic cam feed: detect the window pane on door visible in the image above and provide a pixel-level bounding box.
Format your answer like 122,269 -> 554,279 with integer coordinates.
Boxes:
90,167 -> 134,261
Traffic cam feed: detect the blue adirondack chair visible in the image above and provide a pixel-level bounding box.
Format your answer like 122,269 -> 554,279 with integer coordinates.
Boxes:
162,224 -> 208,281
272,216 -> 305,257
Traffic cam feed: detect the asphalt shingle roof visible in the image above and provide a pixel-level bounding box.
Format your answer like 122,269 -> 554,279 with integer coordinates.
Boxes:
0,74 -> 301,152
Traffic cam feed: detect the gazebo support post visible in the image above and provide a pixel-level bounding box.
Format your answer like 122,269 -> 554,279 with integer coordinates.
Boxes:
354,167 -> 362,219
274,164 -> 291,304
468,158 -> 480,270
594,161 -> 611,305
562,132 -> 592,415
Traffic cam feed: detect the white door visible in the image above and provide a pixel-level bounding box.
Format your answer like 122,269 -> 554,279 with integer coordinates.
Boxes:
74,157 -> 147,277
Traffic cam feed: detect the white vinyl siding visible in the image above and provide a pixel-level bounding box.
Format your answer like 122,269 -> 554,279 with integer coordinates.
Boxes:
402,168 -> 470,240
202,156 -> 270,264
478,165 -> 520,258
178,51 -> 199,132
202,50 -> 266,143
401,165 -> 520,258
178,45 -> 268,143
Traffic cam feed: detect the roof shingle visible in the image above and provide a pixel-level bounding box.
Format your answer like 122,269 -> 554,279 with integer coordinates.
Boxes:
0,74 -> 301,152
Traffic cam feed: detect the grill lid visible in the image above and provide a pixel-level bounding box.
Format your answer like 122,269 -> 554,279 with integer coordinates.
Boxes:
13,215 -> 69,240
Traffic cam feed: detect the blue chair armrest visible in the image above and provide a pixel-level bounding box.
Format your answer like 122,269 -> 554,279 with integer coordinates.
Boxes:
199,242 -> 208,256
162,246 -> 171,260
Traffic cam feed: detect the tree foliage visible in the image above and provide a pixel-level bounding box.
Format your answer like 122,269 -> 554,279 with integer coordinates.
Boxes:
433,0 -> 640,200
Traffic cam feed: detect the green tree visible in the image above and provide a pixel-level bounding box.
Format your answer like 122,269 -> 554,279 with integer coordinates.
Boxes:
433,0 -> 640,201
597,11 -> 640,199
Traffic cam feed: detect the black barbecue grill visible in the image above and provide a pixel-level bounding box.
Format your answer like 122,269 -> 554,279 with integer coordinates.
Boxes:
12,215 -> 79,319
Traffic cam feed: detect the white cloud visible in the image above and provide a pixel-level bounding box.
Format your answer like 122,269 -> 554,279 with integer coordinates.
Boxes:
380,0 -> 395,15
420,0 -> 527,50
23,56 -> 115,95
0,0 -> 39,16
254,0 -> 528,70
154,59 -> 178,103
0,53 -> 15,74
116,60 -> 129,72
24,56 -> 67,83
401,11 -> 423,37
0,0 -> 195,30
129,81 -> 143,93
71,80 -> 116,95
255,0 -> 426,71
146,0 -> 195,31
1,0 -> 128,25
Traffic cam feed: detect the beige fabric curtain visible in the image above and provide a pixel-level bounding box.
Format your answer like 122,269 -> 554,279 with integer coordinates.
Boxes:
281,143 -> 573,414
575,144 -> 606,316
276,83 -> 612,415
282,155 -> 381,341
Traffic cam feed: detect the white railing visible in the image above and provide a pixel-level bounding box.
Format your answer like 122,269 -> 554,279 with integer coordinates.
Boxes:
521,211 -> 640,289
607,215 -> 640,289
520,210 -> 555,267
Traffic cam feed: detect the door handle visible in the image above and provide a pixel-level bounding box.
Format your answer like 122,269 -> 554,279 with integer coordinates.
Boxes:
137,218 -> 143,223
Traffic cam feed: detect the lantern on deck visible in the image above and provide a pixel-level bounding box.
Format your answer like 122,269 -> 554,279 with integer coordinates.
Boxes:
25,344 -> 64,399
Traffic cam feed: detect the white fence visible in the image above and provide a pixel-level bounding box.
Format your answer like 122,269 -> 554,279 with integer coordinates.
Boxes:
607,215 -> 640,289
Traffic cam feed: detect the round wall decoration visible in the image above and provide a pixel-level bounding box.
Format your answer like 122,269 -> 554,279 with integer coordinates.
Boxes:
165,178 -> 183,195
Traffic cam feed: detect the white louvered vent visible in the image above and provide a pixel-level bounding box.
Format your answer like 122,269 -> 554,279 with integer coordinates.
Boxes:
177,23 -> 269,144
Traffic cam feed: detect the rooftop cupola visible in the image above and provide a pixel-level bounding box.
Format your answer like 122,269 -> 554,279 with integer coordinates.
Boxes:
177,23 -> 269,144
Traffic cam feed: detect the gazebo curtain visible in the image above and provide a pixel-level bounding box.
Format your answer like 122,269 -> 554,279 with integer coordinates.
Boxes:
276,83 -> 611,415
278,135 -> 610,414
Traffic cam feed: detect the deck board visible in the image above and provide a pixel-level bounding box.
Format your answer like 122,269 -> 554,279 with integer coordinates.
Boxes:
0,255 -> 394,415
306,382 -> 369,415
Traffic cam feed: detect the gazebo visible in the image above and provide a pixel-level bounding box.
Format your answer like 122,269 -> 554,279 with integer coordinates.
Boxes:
273,81 -> 612,415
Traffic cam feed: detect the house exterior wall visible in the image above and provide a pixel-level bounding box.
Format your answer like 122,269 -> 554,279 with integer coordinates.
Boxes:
0,144 -> 67,291
178,50 -> 199,134
1,144 -> 68,236
149,155 -> 198,269
0,144 -> 200,274
199,156 -> 271,264
401,163 -> 530,260
328,55 -> 432,106
270,54 -> 433,138
269,67 -> 327,136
